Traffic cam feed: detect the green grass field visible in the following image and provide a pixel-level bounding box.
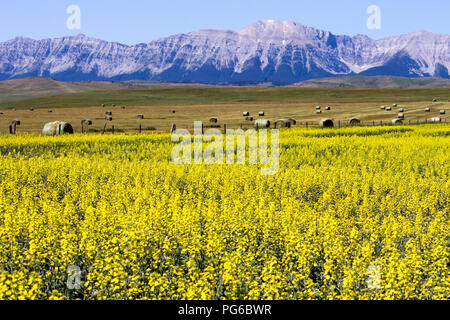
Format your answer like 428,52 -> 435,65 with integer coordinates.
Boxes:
293,76 -> 450,88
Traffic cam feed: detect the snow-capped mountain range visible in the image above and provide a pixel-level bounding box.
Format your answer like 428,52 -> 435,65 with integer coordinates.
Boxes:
0,20 -> 449,83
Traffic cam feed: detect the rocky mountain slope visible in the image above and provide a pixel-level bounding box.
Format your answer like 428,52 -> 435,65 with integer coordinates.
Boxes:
0,20 -> 448,83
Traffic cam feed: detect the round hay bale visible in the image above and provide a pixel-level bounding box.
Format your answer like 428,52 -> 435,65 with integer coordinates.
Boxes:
246,116 -> 254,121
320,119 -> 334,128
30,107 -> 35,111
122,106 -> 126,109
101,104 -> 106,107
137,114 -> 145,119
9,120 -> 21,134
112,104 -> 116,107
81,119 -> 92,133
106,111 -> 113,116
42,121 -> 74,136
393,104 -> 398,107
255,119 -> 271,128
316,110 -> 322,114
243,112 -> 250,117
380,106 -> 386,110
433,98 -> 438,102
392,119 -> 403,125
425,107 -> 431,112
106,116 -> 113,121
316,106 -> 321,110
48,110 -> 53,113
209,117 -> 218,123
349,118 -> 361,126
430,117 -> 441,123
398,113 -> 405,119
258,112 -> 265,116
398,108 -> 404,112
274,119 -> 292,128
440,110 -> 446,115
386,107 -> 392,111
288,118 -> 297,125
170,109 -> 176,114
325,106 -> 331,111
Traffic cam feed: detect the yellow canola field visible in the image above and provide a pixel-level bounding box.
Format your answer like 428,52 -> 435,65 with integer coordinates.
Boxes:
0,125 -> 448,300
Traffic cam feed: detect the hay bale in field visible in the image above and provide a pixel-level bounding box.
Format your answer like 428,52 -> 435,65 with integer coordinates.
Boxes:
430,117 -> 441,123
274,119 -> 291,128
433,98 -> 438,102
316,106 -> 321,110
137,114 -> 145,119
9,120 -> 21,134
325,106 -> 331,110
243,112 -> 250,117
425,107 -> 431,112
399,108 -> 404,112
440,110 -> 446,115
386,107 -> 392,111
102,104 -> 106,107
112,104 -> 116,107
0,112 -> 3,115
42,121 -> 74,136
106,116 -> 113,121
393,104 -> 398,107
320,119 -> 334,128
209,117 -> 218,123
30,107 -> 35,111
259,112 -> 265,116
288,118 -> 297,125
170,109 -> 176,114
255,119 -> 271,128
122,106 -> 126,109
349,118 -> 361,126
392,119 -> 403,125
279,118 -> 297,126
81,119 -> 93,133
398,113 -> 405,119
380,106 -> 386,110
48,110 -> 53,113
316,110 -> 322,114
106,111 -> 113,116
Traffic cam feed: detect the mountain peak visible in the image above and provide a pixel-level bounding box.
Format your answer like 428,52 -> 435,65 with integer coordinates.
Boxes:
7,36 -> 34,43
238,19 -> 319,41
410,30 -> 434,35
240,20 -> 307,31
250,19 -> 305,28
0,21 -> 448,83
353,34 -> 372,40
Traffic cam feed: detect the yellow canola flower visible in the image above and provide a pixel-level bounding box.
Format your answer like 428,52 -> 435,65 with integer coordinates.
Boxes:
0,125 -> 448,300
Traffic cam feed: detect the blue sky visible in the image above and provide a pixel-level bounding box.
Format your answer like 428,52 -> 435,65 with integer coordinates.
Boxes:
0,0 -> 448,44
